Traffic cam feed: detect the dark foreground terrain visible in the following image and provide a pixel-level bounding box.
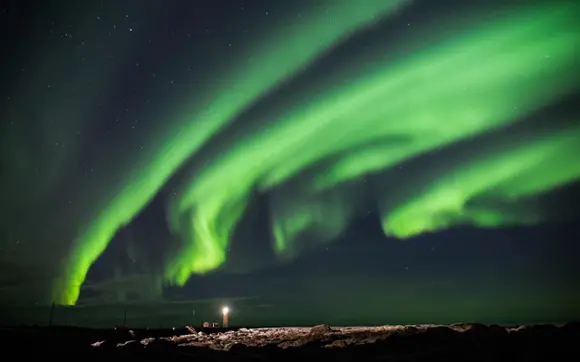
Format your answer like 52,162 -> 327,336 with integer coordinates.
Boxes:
2,322 -> 578,361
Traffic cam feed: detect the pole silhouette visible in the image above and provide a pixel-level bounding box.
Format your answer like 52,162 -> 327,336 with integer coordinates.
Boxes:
48,302 -> 56,327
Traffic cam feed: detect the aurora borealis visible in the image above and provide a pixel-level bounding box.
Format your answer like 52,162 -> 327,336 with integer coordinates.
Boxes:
1,0 -> 580,325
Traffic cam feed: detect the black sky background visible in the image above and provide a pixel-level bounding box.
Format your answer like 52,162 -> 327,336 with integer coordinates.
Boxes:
1,0 -> 579,326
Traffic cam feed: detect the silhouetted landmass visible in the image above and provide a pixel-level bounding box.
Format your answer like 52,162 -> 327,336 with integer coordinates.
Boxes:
1,322 -> 578,360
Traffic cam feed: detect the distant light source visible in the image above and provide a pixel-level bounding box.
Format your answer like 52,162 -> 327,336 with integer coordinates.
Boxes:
222,306 -> 229,328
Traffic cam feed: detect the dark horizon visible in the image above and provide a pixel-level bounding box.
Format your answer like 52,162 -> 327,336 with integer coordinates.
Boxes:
3,222 -> 579,327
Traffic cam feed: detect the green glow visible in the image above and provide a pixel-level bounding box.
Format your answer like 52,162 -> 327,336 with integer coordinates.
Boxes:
271,184 -> 360,258
53,2 -> 580,304
381,126 -> 580,238
54,2 -> 410,304
165,2 -> 579,282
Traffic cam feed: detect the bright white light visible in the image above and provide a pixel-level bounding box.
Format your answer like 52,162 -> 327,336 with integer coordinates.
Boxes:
222,306 -> 229,315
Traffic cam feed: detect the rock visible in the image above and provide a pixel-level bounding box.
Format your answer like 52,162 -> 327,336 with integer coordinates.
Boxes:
420,326 -> 459,342
171,333 -> 197,343
227,343 -> 249,353
144,338 -> 177,352
279,339 -> 309,349
5,322 -> 580,360
223,342 -> 236,351
324,339 -> 349,348
217,333 -> 231,340
117,340 -> 137,348
310,324 -> 332,336
399,326 -> 419,336
116,340 -> 143,353
90,340 -> 106,347
140,337 -> 155,346
179,340 -> 210,348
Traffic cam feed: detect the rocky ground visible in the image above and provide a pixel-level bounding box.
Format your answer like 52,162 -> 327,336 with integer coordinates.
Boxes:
2,322 -> 578,360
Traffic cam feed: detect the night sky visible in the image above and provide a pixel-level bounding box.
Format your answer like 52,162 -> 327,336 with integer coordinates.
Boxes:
1,0 -> 580,327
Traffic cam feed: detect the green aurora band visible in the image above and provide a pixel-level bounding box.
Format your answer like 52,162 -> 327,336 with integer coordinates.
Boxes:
54,2 -> 580,305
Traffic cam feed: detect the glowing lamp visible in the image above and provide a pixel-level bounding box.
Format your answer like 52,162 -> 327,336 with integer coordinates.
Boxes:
222,306 -> 229,328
